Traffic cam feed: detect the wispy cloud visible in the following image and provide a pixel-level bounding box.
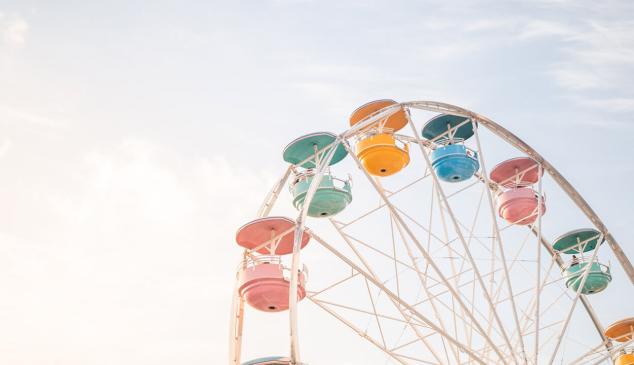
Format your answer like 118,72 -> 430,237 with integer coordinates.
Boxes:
548,67 -> 602,91
0,139 -> 11,158
0,104 -> 69,128
512,17 -> 634,113
584,97 -> 634,113
464,18 -> 518,32
517,20 -> 576,40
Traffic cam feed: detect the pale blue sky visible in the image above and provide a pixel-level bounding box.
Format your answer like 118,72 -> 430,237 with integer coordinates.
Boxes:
0,1 -> 633,364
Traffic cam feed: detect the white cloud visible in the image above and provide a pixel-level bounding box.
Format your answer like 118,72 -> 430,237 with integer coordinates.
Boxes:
548,67 -> 603,91
0,104 -> 69,128
0,13 -> 29,47
0,136 -> 278,363
0,139 -> 11,158
517,20 -> 576,40
584,97 -> 634,113
568,21 -> 634,66
465,18 -> 518,32
515,18 -> 634,110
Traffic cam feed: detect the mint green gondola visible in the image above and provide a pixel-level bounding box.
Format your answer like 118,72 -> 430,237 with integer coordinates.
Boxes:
283,132 -> 352,218
283,132 -> 347,169
564,261 -> 612,294
291,173 -> 352,218
553,228 -> 602,254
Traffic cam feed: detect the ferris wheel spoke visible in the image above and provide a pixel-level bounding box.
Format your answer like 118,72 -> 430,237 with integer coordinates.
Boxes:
257,165 -> 293,218
232,100 -> 631,365
390,211 -> 463,364
338,172 -> 432,230
431,178 -> 481,358
328,211 -> 451,365
343,137 -> 511,364
312,229 -> 496,365
575,337 -> 634,365
364,276 -> 389,349
390,202 -> 514,281
528,227 -> 610,351
306,270 -> 360,299
515,255 -> 559,347
307,296 -> 413,365
471,121 -> 530,364
389,204 -> 451,253
389,210 -> 402,299
404,120 -> 520,364
444,179 -> 482,200
487,228 -> 537,346
335,227 -> 444,288
310,297 -> 427,329
390,337 -> 434,353
394,352 -> 447,365
410,267 -> 502,307
546,235 -> 604,365
513,268 -> 566,347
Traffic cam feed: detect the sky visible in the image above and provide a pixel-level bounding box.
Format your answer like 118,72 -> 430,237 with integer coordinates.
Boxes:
0,1 -> 633,364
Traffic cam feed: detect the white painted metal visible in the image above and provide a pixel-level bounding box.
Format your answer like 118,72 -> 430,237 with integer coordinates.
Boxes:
230,100 -> 630,365
405,118 -> 517,363
310,231 -> 490,365
403,101 -> 633,284
471,120 -> 528,364
546,236 -> 603,365
534,164 -> 544,365
341,139 -> 508,364
288,137 -> 341,364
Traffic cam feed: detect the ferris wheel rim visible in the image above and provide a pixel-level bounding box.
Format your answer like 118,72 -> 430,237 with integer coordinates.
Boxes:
232,99 -> 633,365
346,99 -> 633,285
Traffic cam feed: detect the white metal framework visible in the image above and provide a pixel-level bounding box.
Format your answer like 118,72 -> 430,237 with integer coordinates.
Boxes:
229,101 -> 634,365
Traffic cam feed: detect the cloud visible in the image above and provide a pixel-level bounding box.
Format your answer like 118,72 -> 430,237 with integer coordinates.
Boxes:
517,20 -> 576,40
584,97 -> 634,112
0,13 -> 29,47
0,136 -> 278,363
465,18 -> 518,32
0,139 -> 11,158
514,18 -> 634,112
548,67 -> 603,91
0,104 -> 69,128
568,21 -> 634,66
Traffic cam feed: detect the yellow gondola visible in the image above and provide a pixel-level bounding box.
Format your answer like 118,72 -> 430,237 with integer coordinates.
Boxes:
349,99 -> 410,177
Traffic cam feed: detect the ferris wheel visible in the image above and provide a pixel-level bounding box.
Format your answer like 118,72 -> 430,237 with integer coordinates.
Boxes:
228,100 -> 634,365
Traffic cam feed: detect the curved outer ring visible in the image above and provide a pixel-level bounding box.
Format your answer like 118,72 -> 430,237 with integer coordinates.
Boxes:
401,101 -> 633,346
233,100 -> 632,363
339,100 -> 633,346
399,100 -> 633,284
